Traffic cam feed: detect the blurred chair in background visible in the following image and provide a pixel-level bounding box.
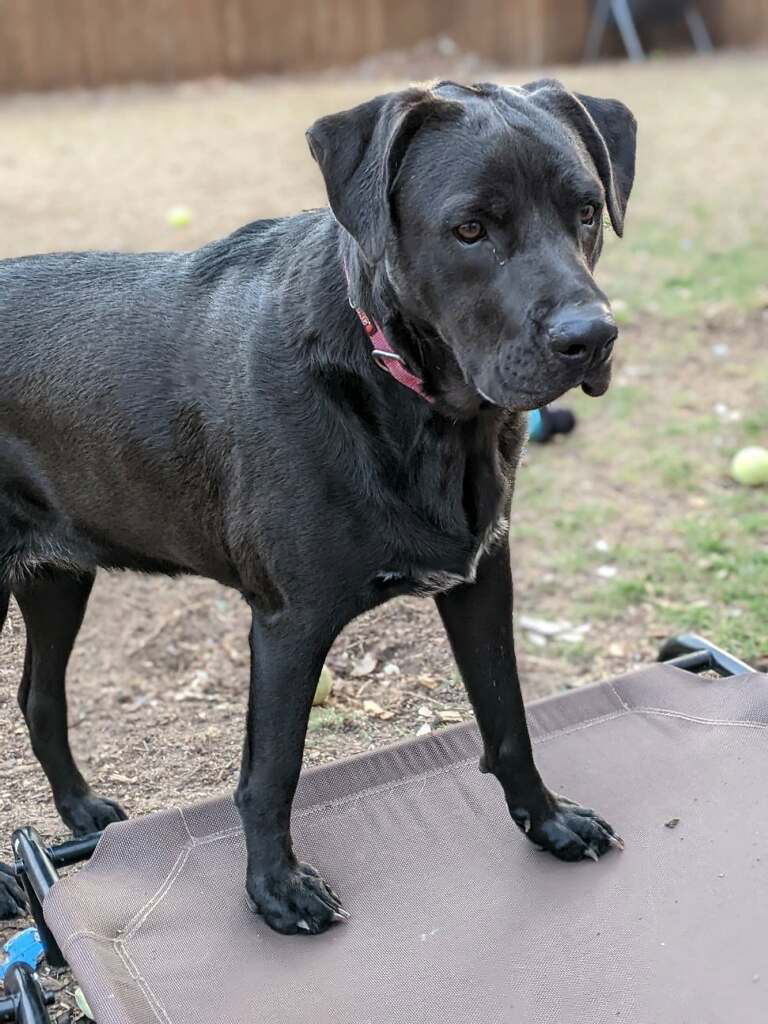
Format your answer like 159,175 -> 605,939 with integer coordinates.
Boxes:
584,0 -> 715,61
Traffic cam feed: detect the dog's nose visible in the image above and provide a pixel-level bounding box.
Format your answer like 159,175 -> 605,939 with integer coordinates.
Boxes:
546,305 -> 618,364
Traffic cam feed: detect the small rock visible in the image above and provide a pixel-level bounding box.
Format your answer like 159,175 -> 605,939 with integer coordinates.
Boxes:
416,723 -> 432,736
594,538 -> 611,553
363,699 -> 384,716
383,662 -> 401,676
351,652 -> 377,677
519,615 -> 572,636
596,565 -> 618,579
417,705 -> 433,718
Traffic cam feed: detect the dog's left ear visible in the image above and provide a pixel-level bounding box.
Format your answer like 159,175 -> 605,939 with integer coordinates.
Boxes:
306,89 -> 462,264
522,80 -> 637,237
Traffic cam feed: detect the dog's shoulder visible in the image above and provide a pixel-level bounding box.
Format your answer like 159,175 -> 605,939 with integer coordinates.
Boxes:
189,212 -> 327,288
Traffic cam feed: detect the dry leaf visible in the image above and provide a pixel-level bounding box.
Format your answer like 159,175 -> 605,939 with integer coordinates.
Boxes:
363,699 -> 384,716
437,710 -> 462,723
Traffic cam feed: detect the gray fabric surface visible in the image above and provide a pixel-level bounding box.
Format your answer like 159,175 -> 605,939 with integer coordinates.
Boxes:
44,664 -> 768,1023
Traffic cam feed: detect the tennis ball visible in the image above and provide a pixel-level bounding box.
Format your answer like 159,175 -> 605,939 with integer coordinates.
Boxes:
730,446 -> 768,487
165,204 -> 192,228
313,666 -> 334,706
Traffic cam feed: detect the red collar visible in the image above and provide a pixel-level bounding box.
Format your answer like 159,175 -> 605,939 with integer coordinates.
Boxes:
350,305 -> 433,404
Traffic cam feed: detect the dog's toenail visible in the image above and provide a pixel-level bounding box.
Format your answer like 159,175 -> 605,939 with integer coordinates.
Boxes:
610,835 -> 625,851
583,847 -> 599,862
297,919 -> 311,931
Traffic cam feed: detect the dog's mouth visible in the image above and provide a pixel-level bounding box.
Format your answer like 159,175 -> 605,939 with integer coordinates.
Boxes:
580,354 -> 613,398
474,357 -> 614,411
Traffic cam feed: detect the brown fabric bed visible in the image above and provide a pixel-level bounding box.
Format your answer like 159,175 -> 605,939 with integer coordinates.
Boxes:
43,663 -> 768,1023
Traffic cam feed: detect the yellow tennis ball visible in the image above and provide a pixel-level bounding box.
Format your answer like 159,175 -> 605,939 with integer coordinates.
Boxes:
165,205 -> 192,228
313,666 -> 334,706
730,446 -> 768,486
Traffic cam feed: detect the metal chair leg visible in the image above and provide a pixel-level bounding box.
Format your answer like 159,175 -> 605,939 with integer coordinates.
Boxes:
611,0 -> 646,60
685,4 -> 715,53
583,0 -> 613,61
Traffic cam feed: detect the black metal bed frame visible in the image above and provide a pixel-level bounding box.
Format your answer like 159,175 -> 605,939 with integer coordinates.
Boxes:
0,633 -> 756,1023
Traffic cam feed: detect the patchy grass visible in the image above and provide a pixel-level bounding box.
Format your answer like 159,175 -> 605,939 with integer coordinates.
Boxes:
513,311 -> 768,669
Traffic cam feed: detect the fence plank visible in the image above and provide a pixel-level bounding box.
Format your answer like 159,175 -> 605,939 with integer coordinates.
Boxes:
0,0 -> 764,94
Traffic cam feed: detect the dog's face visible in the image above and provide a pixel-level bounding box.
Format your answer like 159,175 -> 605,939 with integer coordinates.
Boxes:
308,80 -> 636,412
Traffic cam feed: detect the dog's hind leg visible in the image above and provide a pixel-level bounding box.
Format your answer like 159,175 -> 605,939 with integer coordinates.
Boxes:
14,568 -> 128,836
0,583 -> 30,919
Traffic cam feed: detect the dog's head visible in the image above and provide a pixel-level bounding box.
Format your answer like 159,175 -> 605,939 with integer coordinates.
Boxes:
307,79 -> 636,413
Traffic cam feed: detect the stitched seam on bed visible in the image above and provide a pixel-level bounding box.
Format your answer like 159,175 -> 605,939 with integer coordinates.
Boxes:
288,710 -> 630,820
130,703 -> 757,833
120,846 -> 190,940
115,940 -> 172,1024
58,929 -> 113,955
178,806 -> 195,844
635,706 -> 768,729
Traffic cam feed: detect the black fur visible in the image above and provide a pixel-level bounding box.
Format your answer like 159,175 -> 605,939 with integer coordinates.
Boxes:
0,79 -> 636,933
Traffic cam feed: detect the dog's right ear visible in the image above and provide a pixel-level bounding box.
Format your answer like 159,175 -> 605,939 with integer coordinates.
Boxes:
307,89 -> 461,265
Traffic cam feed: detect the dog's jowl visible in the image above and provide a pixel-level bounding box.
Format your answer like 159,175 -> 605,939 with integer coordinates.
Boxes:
0,79 -> 636,932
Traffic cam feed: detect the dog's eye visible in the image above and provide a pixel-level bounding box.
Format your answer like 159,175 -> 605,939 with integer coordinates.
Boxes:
579,204 -> 597,227
454,221 -> 486,244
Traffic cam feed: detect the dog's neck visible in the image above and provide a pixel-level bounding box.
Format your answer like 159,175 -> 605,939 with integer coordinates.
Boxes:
341,237 -> 487,420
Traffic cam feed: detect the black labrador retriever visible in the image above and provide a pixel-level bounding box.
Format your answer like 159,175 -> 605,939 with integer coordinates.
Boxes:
0,79 -> 636,933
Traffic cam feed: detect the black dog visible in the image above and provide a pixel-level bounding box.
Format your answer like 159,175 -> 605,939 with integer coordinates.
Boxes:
0,79 -> 636,932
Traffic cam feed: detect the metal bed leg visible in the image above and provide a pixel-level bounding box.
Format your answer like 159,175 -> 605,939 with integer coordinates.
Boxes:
10,830 -> 66,970
10,829 -> 102,972
659,633 -> 754,677
0,964 -> 54,1024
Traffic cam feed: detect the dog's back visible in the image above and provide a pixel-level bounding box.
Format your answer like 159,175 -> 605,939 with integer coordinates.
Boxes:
0,247 -> 248,585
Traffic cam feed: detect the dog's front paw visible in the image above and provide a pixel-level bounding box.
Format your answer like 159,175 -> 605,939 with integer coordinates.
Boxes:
246,861 -> 349,935
510,793 -> 623,862
58,794 -> 128,836
0,862 -> 27,919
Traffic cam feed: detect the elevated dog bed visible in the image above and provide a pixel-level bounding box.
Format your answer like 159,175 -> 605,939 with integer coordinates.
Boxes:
5,640 -> 766,1023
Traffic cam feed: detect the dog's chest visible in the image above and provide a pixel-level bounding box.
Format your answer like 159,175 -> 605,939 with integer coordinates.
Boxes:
375,511 -> 509,596
368,409 -> 520,597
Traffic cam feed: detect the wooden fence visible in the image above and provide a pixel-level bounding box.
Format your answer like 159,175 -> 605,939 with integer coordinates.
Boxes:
0,0 -> 765,93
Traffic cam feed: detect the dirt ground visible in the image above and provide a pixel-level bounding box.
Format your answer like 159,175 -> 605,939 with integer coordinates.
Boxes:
1,48 -> 767,1018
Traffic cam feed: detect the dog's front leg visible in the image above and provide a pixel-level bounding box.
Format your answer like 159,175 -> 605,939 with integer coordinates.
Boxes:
435,543 -> 622,862
235,609 -> 347,935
